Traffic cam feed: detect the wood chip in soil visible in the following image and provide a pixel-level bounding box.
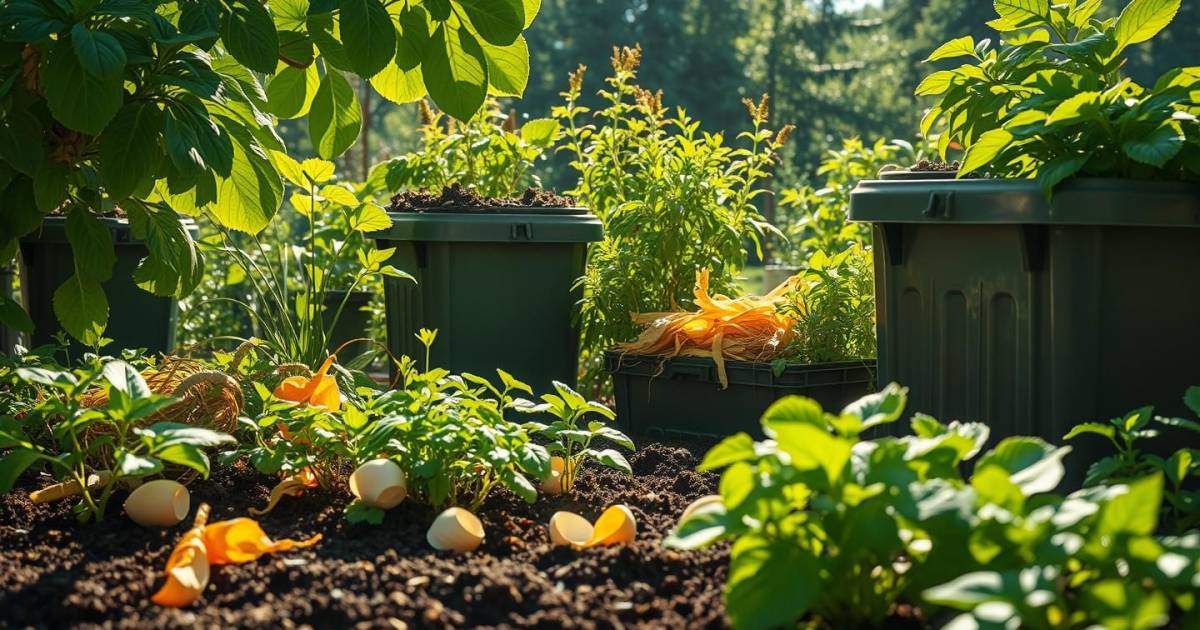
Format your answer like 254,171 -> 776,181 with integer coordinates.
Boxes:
0,442 -> 729,629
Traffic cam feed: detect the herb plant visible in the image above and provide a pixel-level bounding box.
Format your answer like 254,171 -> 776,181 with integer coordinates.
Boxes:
514,380 -> 632,492
918,0 -> 1200,194
0,360 -> 235,522
556,47 -> 793,393
369,99 -> 560,198
1064,387 -> 1200,532
776,244 -> 875,365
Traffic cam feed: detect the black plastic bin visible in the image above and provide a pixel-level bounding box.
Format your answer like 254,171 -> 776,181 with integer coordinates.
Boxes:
19,217 -> 195,359
605,350 -> 876,439
849,175 -> 1200,475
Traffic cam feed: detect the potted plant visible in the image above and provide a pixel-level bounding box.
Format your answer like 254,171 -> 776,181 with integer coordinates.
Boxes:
372,101 -> 601,392
848,0 -> 1200,470
608,245 -> 877,439
0,0 -> 540,357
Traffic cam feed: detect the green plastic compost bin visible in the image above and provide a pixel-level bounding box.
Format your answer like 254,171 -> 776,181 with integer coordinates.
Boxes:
19,216 -> 197,359
376,208 -> 603,392
849,175 -> 1200,475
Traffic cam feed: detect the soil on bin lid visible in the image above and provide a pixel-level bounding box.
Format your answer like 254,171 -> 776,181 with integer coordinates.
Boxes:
0,441 -> 732,629
388,183 -> 576,213
907,159 -> 960,173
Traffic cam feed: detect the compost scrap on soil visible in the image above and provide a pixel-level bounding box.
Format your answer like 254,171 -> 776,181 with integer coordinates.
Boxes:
0,442 -> 728,629
388,184 -> 576,213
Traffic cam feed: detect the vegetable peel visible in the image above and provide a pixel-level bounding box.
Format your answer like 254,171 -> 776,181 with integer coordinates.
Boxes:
248,468 -> 319,516
151,502 -> 321,607
273,355 -> 341,410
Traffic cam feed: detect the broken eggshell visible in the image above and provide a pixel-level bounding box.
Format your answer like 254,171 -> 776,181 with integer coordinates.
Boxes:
540,456 -> 568,495
548,511 -> 593,548
586,504 -> 637,547
679,494 -> 724,522
125,479 -> 191,527
427,507 -> 485,553
349,459 -> 407,509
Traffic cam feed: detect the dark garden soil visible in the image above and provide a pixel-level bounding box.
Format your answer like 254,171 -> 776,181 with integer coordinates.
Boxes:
388,184 -> 576,213
0,441 -> 731,629
907,159 -> 961,173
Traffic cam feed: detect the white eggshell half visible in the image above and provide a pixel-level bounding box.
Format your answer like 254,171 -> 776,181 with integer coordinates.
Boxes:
427,507 -> 484,553
350,459 -> 407,509
587,504 -> 637,547
124,480 -> 190,527
548,511 -> 593,548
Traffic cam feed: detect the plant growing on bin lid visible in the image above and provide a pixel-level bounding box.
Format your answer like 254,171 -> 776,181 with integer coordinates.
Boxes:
513,380 -> 632,493
0,0 -> 540,345
917,0 -> 1200,195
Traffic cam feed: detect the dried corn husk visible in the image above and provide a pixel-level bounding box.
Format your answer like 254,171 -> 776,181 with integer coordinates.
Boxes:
617,269 -> 800,387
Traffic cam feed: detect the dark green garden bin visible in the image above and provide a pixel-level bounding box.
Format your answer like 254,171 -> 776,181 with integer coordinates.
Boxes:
606,350 -> 876,439
19,216 -> 195,359
376,208 -> 603,392
849,176 -> 1200,475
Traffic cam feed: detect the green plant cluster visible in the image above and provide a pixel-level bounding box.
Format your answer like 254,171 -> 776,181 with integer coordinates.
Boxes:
774,137 -> 930,263
918,0 -> 1200,195
228,330 -> 628,524
556,48 -> 792,393
367,98 -> 560,198
776,244 -> 875,366
667,385 -> 1200,630
0,0 -> 540,346
0,357 -> 234,522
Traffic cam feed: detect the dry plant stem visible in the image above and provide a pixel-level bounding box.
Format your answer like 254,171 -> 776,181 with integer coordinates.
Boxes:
29,471 -> 112,504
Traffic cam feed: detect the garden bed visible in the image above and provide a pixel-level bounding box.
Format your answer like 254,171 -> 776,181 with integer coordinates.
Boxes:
0,442 -> 730,629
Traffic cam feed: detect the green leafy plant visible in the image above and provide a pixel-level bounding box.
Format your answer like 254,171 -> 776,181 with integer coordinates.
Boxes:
514,380 -> 632,492
776,243 -> 875,365
230,331 -> 551,523
368,98 -> 560,198
774,137 -> 930,262
556,47 -> 793,394
1064,387 -> 1200,531
918,0 -> 1200,195
209,156 -> 411,367
0,0 -> 540,344
0,359 -> 234,522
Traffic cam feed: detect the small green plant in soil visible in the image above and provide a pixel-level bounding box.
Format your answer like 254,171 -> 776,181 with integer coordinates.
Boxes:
667,384 -> 1200,629
918,0 -> 1200,195
1064,386 -> 1200,532
775,243 -> 875,366
0,359 -> 234,522
557,47 -> 793,395
514,380 -> 633,492
367,99 -> 560,199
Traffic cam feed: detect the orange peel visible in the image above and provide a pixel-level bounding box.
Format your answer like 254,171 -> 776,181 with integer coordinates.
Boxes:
274,355 -> 341,410
248,468 -> 320,516
151,502 -> 321,608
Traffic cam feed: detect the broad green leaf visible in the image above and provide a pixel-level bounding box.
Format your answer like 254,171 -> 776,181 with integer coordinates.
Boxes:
522,0 -> 539,28
1122,122 -> 1183,167
163,101 -> 235,178
725,534 -> 819,630
1062,421 -> 1117,442
482,35 -> 529,97
992,0 -> 1051,30
1115,0 -> 1181,51
128,203 -> 204,297
349,204 -> 392,232
0,450 -> 40,494
0,0 -> 67,42
1080,579 -> 1170,630
66,207 -> 116,282
210,123 -> 283,233
1045,91 -> 1103,125
148,422 -> 237,448
593,448 -> 631,474
959,129 -> 1014,176
520,118 -> 559,145
319,183 -> 359,206
459,0 -> 523,46
774,423 -> 852,485
16,367 -> 78,389
423,24 -> 488,121
971,465 -> 1025,511
841,383 -> 907,428
116,452 -> 163,477
70,24 -> 125,80
154,443 -> 212,477
1185,386 -> 1200,417
1069,0 -> 1103,27
301,158 -> 336,182
340,0 -> 396,78
370,59 -> 426,104
103,360 -> 152,398
223,0 -> 280,73
915,70 -> 957,96
309,70 -> 362,159
33,161 -> 69,213
0,294 -> 33,334
925,36 -> 976,62
41,38 -> 123,134
699,432 -> 756,471
763,396 -> 826,429
266,63 -> 320,119
501,467 -> 537,502
271,150 -> 308,187
53,273 -> 108,345
306,11 -> 353,70
0,109 -> 45,176
99,103 -> 164,200
1035,153 -> 1090,198
1097,473 -> 1162,536
663,507 -> 728,549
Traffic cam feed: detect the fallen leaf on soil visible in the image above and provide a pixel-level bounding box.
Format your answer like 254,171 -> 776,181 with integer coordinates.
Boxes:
617,269 -> 799,387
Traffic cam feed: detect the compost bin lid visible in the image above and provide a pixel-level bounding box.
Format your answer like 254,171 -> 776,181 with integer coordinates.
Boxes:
375,207 -> 605,243
848,177 -> 1200,227
22,215 -> 200,244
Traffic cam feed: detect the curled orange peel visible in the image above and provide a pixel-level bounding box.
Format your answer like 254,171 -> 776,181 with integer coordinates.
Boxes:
151,502 -> 321,608
273,355 -> 341,411
248,468 -> 320,516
